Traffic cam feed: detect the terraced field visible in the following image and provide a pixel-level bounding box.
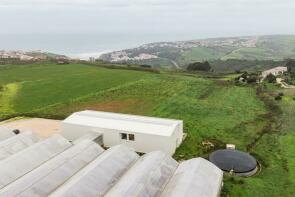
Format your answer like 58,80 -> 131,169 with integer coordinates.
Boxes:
0,62 -> 295,196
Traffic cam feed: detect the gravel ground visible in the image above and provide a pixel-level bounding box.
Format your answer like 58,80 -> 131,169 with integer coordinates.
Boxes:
0,118 -> 61,139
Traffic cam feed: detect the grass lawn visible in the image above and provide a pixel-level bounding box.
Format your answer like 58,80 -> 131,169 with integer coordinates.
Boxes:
0,62 -> 295,196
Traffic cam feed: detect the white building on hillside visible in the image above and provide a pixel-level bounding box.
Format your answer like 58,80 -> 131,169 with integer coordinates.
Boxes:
61,110 -> 183,155
261,66 -> 288,79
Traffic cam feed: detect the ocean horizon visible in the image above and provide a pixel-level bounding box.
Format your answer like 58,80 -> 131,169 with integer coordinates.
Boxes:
0,32 -> 201,60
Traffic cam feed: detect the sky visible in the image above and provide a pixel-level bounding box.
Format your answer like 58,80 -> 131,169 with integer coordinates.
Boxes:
0,0 -> 295,56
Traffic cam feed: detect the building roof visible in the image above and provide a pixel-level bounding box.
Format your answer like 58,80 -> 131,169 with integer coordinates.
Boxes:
0,135 -> 71,189
50,145 -> 139,197
0,132 -> 39,161
104,151 -> 178,197
0,140 -> 103,197
161,158 -> 223,197
63,110 -> 182,136
0,127 -> 15,142
0,132 -> 223,197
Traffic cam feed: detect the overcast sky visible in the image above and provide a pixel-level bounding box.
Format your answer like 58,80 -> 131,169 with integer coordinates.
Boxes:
1,0 -> 295,37
1,0 -> 295,54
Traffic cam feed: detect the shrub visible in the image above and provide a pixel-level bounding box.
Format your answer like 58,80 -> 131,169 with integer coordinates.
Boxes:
265,73 -> 277,83
275,95 -> 282,101
247,76 -> 258,83
286,60 -> 295,72
187,61 -> 212,72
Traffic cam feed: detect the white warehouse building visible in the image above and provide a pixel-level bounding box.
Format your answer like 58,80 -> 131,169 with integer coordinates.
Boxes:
61,111 -> 184,155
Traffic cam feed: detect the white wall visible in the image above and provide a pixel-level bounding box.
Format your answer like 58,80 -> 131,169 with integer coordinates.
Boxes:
60,123 -> 93,142
92,128 -> 177,155
61,121 -> 183,156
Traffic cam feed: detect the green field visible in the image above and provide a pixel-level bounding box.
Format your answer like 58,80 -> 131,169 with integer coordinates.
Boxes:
221,47 -> 278,60
0,62 -> 295,196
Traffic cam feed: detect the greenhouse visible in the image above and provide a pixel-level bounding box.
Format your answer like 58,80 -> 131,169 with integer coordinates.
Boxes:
0,128 -> 223,197
0,132 -> 39,161
0,135 -> 71,189
0,140 -> 103,197
50,145 -> 139,197
105,151 -> 178,197
0,127 -> 16,141
161,158 -> 223,197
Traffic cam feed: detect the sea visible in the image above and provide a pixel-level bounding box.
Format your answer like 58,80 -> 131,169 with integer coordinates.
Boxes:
0,32 -> 196,60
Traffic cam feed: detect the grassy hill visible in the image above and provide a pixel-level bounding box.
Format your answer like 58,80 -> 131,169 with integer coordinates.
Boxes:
0,62 -> 295,196
100,35 -> 295,72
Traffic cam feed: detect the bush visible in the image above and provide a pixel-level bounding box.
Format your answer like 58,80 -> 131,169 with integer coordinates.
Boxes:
265,73 -> 277,83
140,64 -> 152,69
286,60 -> 295,72
247,76 -> 258,83
275,95 -> 282,101
187,61 -> 212,72
278,92 -> 284,97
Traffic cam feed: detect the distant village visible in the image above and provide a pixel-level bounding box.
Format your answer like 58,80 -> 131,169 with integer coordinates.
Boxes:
0,50 -> 71,62
101,36 -> 259,63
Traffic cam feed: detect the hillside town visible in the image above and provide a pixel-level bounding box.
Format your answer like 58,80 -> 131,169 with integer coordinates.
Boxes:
100,36 -> 260,63
0,50 -> 69,62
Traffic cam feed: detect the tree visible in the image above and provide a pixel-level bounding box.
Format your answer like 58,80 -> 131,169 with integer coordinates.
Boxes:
247,75 -> 258,83
286,60 -> 295,72
265,73 -> 277,83
186,61 -> 212,72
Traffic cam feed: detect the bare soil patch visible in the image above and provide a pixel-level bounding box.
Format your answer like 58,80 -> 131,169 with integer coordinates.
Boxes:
0,118 -> 61,139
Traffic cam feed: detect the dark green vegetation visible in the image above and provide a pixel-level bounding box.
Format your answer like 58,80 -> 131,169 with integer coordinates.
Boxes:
210,59 -> 286,73
0,62 -> 295,196
234,72 -> 260,84
287,60 -> 295,72
186,61 -> 212,72
100,35 -> 295,73
265,73 -> 277,83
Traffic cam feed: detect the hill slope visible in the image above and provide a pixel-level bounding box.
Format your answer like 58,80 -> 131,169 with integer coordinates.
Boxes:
1,62 -> 295,196
99,35 -> 295,69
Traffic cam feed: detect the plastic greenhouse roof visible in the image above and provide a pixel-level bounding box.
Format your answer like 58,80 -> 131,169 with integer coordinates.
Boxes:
0,127 -> 15,142
0,140 -> 103,197
0,135 -> 71,189
105,151 -> 178,197
49,145 -> 139,197
0,132 -> 223,197
161,158 -> 223,197
0,132 -> 39,161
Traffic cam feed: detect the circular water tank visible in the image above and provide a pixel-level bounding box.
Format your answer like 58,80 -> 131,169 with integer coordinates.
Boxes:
209,149 -> 257,176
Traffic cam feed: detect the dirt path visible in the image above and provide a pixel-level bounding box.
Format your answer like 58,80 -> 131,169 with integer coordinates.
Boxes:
276,78 -> 295,89
170,60 -> 180,69
0,118 -> 61,139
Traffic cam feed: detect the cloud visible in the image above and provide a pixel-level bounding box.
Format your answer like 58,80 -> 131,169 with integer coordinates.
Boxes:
1,0 -> 293,7
0,0 -> 295,38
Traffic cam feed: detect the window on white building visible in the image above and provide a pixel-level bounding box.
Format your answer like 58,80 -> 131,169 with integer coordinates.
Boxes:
128,134 -> 135,141
121,133 -> 127,140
